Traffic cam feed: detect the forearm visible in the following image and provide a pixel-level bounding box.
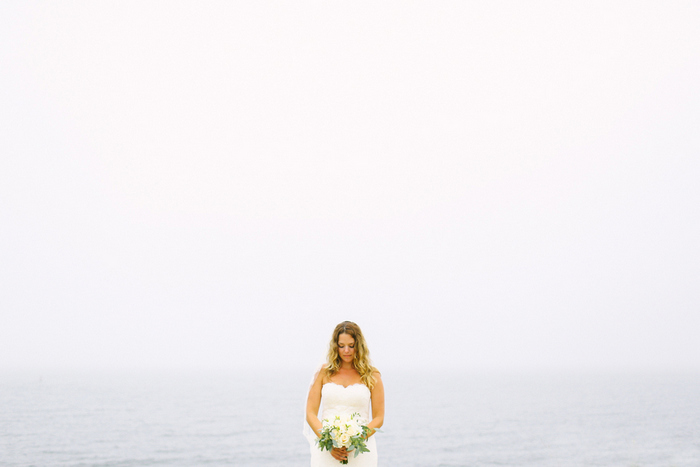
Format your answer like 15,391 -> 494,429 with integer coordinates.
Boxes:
366,416 -> 384,437
306,412 -> 323,438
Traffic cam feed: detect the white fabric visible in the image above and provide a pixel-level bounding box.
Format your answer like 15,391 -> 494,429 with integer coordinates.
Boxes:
307,382 -> 378,467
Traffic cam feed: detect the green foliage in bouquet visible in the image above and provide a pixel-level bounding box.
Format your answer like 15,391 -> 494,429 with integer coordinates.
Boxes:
348,425 -> 372,458
316,428 -> 336,453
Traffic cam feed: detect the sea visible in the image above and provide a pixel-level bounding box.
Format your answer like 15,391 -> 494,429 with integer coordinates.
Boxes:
1,369 -> 699,467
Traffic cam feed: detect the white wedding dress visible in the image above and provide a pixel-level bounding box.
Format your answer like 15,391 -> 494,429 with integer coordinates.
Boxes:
307,382 -> 378,467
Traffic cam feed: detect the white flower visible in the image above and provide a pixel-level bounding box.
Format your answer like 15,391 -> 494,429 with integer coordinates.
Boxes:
346,422 -> 361,437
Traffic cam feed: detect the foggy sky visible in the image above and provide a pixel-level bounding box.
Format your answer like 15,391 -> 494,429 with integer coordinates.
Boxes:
1,1 -> 699,373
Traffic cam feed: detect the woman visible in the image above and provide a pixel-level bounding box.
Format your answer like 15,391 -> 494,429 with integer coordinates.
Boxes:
305,321 -> 384,466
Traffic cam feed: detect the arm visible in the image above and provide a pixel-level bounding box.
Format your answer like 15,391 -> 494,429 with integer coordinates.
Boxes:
305,368 -> 325,439
366,371 -> 385,437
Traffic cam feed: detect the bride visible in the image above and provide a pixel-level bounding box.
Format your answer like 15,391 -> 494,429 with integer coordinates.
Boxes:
305,321 -> 385,466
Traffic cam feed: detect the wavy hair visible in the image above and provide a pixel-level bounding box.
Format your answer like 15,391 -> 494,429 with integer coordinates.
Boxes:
324,321 -> 377,390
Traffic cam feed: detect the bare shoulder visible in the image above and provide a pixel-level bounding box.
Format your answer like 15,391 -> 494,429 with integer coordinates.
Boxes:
313,364 -> 331,386
371,367 -> 383,385
308,366 -> 327,398
370,368 -> 384,400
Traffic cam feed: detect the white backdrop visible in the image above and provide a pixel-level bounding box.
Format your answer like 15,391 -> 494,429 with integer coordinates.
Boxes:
1,1 -> 699,372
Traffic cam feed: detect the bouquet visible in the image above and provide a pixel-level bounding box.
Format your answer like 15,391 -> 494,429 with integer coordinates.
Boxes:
316,412 -> 371,464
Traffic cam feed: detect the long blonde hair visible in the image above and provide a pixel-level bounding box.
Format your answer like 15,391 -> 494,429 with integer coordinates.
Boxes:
324,321 -> 377,390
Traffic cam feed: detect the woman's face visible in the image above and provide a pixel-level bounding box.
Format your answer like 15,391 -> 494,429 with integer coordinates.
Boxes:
337,333 -> 356,364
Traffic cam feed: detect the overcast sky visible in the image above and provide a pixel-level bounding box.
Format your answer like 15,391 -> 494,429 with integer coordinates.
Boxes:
1,1 -> 699,373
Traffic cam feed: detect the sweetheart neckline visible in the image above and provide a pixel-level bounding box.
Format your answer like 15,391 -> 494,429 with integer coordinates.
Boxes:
323,381 -> 367,390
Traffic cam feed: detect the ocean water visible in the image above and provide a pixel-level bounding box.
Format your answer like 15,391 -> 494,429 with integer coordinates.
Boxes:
1,370 -> 699,466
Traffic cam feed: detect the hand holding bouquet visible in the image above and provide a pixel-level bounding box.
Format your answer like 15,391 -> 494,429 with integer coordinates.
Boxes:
316,413 -> 371,464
